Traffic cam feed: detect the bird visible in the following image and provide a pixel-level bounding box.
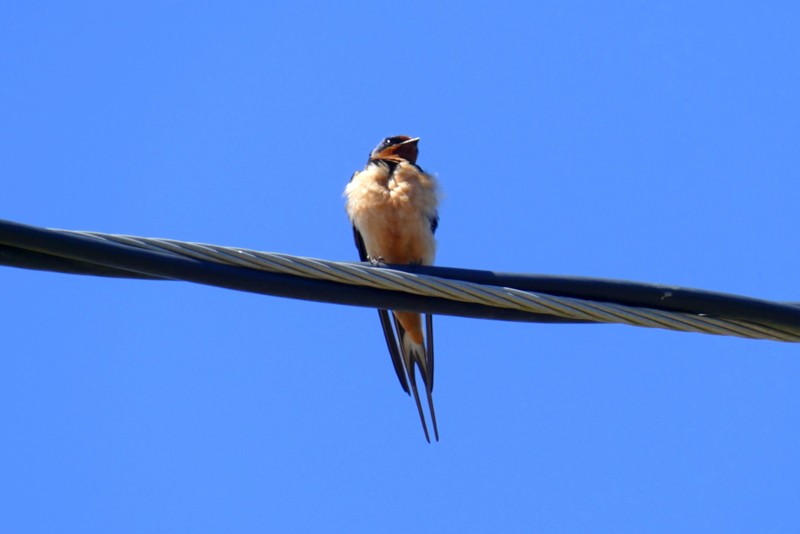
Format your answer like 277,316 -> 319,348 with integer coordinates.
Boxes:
344,135 -> 440,442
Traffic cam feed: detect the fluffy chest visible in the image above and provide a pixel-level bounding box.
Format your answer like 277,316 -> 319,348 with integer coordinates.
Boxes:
345,161 -> 439,264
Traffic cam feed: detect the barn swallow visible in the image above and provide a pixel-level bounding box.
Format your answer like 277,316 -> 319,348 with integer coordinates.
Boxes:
344,135 -> 440,442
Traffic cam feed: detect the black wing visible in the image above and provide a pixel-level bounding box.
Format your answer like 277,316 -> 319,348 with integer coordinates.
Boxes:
352,225 -> 368,262
352,224 -> 410,395
426,212 -> 437,389
378,309 -> 410,395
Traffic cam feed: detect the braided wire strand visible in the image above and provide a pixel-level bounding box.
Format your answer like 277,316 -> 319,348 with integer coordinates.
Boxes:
66,230 -> 800,343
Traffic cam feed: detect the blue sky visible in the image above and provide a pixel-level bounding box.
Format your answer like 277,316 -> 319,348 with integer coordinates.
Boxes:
3,2 -> 800,532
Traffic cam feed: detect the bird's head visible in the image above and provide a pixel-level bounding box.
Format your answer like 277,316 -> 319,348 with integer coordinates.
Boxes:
369,135 -> 420,164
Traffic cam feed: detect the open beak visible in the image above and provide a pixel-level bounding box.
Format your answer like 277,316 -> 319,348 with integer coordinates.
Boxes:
392,137 -> 420,163
398,137 -> 420,146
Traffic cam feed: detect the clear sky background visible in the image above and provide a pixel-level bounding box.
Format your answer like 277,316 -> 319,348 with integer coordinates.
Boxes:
3,2 -> 800,532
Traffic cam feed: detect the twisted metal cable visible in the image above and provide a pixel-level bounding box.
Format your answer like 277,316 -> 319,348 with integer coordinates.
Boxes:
62,229 -> 800,343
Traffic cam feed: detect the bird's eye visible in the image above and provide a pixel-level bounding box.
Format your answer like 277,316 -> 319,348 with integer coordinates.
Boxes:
382,138 -> 393,146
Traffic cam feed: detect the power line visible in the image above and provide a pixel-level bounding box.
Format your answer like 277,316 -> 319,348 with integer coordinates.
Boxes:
2,218 -> 799,342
